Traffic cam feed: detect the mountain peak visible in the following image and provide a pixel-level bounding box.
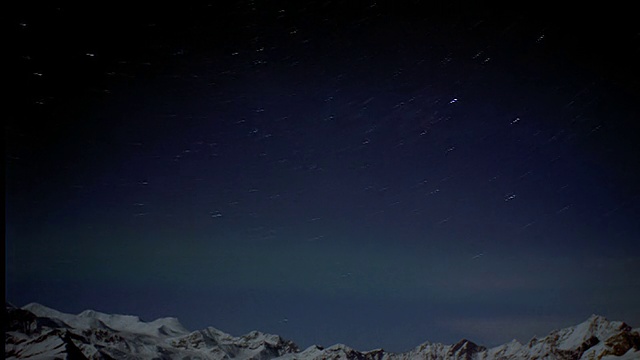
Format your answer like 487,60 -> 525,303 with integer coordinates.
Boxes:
5,305 -> 639,360
448,339 -> 487,359
22,302 -> 60,316
19,303 -> 189,338
586,313 -> 609,324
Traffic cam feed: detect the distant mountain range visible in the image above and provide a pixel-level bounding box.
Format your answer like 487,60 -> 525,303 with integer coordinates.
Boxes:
5,302 -> 639,359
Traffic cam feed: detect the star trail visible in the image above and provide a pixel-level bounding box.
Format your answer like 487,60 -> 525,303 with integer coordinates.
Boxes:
7,2 -> 640,352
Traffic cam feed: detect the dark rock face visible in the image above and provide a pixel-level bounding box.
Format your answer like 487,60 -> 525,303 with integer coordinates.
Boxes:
447,339 -> 487,360
557,335 -> 600,360
5,303 -> 38,334
63,331 -> 90,360
604,329 -> 640,357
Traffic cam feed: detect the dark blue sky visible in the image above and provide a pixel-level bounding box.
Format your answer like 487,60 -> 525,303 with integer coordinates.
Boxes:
7,2 -> 640,352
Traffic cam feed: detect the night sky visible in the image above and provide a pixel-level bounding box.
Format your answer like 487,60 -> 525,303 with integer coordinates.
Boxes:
7,2 -> 640,352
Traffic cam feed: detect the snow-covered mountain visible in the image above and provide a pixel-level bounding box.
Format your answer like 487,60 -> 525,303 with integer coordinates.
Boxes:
5,302 -> 639,359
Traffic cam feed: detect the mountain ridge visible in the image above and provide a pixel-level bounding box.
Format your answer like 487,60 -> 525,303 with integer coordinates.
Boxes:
5,302 -> 640,359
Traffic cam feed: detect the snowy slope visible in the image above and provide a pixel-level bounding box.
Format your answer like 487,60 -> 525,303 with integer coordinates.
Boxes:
22,302 -> 188,337
5,303 -> 639,359
6,303 -> 298,360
